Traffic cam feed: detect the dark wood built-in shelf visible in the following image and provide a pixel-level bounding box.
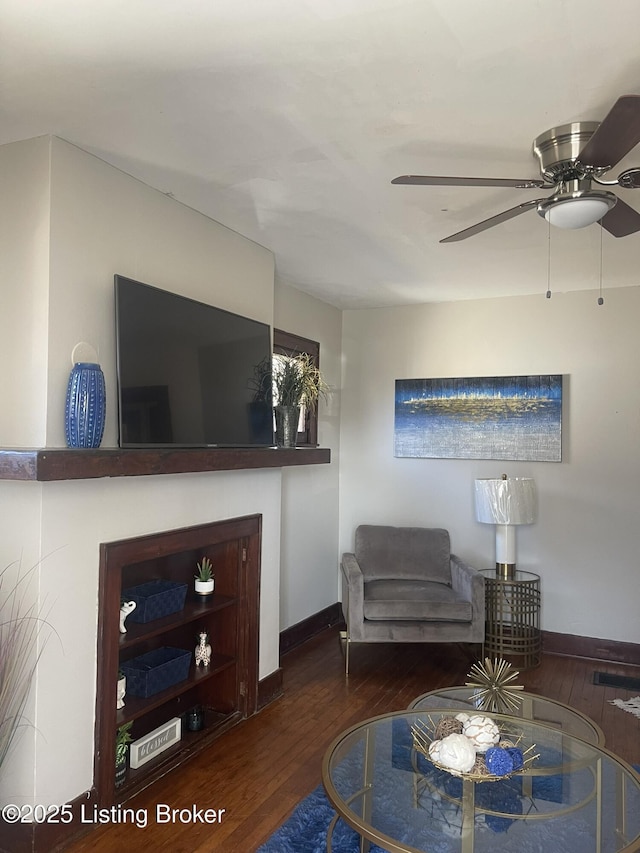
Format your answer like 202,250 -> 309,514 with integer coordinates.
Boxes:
95,515 -> 262,806
0,445 -> 330,481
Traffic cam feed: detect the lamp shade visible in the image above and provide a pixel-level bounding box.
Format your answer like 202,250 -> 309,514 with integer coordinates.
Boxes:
474,477 -> 537,525
543,197 -> 611,229
537,190 -> 617,230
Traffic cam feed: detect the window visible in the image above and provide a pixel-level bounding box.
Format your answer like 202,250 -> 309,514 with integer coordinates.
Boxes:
273,329 -> 321,446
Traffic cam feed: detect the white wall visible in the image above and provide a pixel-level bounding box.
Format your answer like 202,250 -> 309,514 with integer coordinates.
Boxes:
0,472 -> 283,807
340,287 -> 640,645
274,281 -> 342,629
0,137 -> 285,808
0,137 -> 51,446
38,471 -> 282,805
47,137 -> 274,448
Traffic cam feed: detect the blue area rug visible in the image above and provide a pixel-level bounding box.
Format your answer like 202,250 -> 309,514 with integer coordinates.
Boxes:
255,777 -> 566,853
257,719 -> 640,853
257,781 -> 382,853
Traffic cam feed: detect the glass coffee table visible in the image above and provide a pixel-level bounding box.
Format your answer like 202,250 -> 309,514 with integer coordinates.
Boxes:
407,686 -> 605,746
322,708 -> 640,853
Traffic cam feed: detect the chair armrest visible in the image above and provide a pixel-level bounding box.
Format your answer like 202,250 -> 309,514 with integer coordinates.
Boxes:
450,555 -> 485,621
341,553 -> 364,630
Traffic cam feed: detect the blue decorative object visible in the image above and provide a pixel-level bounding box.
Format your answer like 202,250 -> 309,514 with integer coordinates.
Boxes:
121,580 -> 188,623
485,745 -> 514,776
65,362 -> 106,448
507,746 -> 524,770
120,647 -> 191,698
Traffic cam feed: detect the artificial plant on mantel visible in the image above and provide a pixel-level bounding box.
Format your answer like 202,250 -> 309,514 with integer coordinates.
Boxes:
252,353 -> 329,447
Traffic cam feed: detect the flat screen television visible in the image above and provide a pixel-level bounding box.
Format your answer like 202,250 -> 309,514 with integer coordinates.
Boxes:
114,275 -> 274,447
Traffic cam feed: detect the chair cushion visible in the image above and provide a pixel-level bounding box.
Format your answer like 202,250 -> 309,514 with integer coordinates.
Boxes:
363,579 -> 472,622
355,525 -> 452,583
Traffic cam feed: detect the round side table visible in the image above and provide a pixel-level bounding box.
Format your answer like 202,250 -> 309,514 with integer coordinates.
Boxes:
407,686 -> 604,745
481,568 -> 541,669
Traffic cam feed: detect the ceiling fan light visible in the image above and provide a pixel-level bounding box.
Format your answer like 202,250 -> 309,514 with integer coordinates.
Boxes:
538,194 -> 616,229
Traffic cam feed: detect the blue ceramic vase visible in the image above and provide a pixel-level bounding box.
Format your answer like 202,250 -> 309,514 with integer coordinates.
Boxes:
65,362 -> 106,448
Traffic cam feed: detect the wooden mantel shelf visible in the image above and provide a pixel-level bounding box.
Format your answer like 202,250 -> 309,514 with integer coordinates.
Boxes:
0,446 -> 331,482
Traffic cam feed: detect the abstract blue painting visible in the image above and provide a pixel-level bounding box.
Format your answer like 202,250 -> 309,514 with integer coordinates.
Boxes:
394,375 -> 562,461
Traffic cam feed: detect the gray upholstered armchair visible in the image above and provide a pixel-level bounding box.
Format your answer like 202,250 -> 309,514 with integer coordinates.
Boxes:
340,525 -> 485,675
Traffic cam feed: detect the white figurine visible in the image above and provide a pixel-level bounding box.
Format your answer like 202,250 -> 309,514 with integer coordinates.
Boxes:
195,630 -> 212,667
119,600 -> 137,633
116,675 -> 126,710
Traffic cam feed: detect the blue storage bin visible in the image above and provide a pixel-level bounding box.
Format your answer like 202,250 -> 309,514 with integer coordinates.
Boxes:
121,647 -> 191,698
122,579 -> 188,623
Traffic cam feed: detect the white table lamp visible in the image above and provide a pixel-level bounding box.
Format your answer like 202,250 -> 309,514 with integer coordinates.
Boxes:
475,475 -> 537,579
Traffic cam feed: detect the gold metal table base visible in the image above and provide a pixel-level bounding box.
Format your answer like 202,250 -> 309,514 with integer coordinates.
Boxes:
482,569 -> 541,669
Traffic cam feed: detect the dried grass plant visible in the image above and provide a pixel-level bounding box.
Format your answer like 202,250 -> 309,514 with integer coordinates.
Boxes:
252,353 -> 329,411
0,561 -> 53,773
272,353 -> 329,411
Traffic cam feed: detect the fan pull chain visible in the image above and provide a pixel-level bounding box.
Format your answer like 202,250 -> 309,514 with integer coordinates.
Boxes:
546,220 -> 552,298
598,227 -> 604,305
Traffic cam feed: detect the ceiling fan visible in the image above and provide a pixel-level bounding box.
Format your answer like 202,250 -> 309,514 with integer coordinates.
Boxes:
392,95 -> 640,243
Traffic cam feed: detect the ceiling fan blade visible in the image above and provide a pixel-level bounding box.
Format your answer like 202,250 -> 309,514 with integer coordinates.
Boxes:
599,196 -> 640,237
391,175 -> 547,189
439,199 -> 543,243
578,95 -> 640,168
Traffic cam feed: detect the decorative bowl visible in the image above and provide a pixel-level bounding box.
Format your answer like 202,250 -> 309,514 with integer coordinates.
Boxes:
411,714 -> 538,782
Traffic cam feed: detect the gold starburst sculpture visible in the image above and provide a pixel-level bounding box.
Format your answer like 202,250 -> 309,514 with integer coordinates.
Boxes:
466,657 -> 524,713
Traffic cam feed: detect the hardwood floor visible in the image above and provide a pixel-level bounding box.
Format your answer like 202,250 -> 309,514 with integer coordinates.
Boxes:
61,627 -> 640,852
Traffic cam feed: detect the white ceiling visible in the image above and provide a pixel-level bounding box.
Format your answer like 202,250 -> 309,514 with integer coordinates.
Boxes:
3,0 -> 640,309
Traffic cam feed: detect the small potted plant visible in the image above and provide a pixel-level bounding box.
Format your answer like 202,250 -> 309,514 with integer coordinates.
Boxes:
115,721 -> 133,788
194,557 -> 215,596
